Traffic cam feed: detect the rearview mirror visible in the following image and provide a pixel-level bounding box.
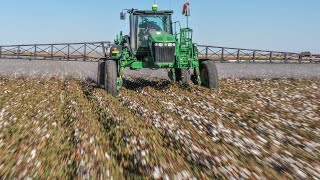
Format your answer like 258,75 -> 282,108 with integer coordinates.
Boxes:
120,11 -> 126,20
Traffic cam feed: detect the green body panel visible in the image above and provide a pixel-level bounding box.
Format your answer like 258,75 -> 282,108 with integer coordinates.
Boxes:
149,31 -> 175,43
131,61 -> 175,69
112,9 -> 204,90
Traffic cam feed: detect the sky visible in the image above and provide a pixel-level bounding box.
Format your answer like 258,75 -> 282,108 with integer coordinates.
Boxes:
0,0 -> 319,53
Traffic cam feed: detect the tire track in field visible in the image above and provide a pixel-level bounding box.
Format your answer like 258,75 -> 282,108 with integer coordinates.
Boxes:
90,85 -> 199,179
129,82 -> 273,178
119,83 -> 226,178
120,78 -> 320,179
0,78 -> 124,178
59,79 -> 124,179
120,83 -> 264,178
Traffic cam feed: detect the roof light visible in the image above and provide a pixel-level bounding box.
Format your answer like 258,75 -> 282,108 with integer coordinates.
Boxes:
152,4 -> 158,11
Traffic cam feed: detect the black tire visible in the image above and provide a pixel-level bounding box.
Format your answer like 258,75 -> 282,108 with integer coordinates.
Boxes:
104,60 -> 118,96
97,60 -> 106,88
176,68 -> 191,85
200,61 -> 219,88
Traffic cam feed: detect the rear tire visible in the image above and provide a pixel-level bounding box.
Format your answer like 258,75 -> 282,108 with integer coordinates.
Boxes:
104,60 -> 118,96
176,68 -> 191,85
200,61 -> 219,88
97,60 -> 106,88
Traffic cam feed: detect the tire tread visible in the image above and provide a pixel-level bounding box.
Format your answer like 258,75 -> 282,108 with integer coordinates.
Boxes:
201,60 -> 219,88
105,60 -> 118,96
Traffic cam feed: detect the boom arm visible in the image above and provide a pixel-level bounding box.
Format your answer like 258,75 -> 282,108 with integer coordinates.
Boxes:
0,42 -> 111,61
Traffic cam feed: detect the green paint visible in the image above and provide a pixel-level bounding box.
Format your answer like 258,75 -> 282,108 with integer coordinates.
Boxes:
111,9 -> 204,90
149,31 -> 175,43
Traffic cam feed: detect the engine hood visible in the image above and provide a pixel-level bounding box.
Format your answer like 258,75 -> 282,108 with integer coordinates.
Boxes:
148,31 -> 175,43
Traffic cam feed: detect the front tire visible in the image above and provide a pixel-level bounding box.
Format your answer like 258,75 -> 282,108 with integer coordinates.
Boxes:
97,60 -> 106,88
104,60 -> 118,96
200,61 -> 219,88
176,68 -> 191,85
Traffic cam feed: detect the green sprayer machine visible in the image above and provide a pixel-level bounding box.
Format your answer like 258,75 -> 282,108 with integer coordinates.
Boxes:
97,3 -> 219,96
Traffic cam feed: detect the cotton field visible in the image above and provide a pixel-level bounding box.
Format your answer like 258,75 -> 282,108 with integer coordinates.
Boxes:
0,76 -> 319,179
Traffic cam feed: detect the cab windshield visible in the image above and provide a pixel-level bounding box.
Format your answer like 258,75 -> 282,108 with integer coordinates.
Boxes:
137,14 -> 172,47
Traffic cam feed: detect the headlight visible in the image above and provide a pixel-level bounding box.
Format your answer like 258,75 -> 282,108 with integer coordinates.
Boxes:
159,43 -> 163,47
168,43 -> 173,47
155,43 -> 159,46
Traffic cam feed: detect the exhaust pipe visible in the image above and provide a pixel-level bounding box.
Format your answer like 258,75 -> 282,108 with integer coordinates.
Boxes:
130,11 -> 136,53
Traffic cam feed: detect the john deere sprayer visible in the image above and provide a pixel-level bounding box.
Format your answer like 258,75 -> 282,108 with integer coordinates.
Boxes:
97,3 -> 219,96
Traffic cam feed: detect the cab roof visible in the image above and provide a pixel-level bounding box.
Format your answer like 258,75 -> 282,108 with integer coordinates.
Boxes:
133,10 -> 173,15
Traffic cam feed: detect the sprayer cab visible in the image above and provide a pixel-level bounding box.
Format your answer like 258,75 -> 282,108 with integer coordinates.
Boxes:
121,9 -> 174,56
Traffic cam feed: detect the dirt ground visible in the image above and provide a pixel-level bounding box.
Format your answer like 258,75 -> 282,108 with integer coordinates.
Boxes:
0,76 -> 319,179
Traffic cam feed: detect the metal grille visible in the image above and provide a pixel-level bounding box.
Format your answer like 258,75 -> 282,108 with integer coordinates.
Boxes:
154,46 -> 175,63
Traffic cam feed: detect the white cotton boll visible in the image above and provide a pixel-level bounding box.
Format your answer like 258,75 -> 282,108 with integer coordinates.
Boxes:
30,149 -> 37,159
153,167 -> 161,179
